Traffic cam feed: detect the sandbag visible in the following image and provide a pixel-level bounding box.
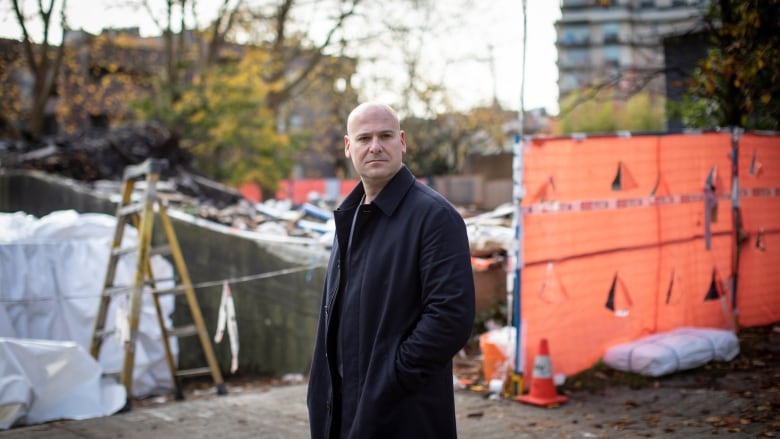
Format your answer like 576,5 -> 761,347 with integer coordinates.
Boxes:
603,327 -> 739,377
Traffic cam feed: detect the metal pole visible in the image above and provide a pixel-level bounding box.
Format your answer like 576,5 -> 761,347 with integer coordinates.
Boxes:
507,0 -> 528,397
730,127 -> 742,330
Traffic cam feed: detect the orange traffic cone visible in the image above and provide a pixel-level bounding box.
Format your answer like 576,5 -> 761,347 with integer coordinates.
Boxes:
516,338 -> 569,407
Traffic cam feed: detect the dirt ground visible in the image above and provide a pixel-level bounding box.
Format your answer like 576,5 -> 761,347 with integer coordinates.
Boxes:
451,324 -> 780,438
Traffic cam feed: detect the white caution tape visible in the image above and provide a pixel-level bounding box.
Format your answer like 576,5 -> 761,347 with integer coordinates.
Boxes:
523,187 -> 779,215
214,281 -> 239,373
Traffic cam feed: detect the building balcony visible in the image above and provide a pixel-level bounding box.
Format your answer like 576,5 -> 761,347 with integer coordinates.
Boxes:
556,38 -> 592,48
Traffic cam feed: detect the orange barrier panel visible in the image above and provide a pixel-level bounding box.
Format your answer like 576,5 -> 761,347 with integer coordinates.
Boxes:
518,131 -> 780,379
275,178 -> 360,204
736,133 -> 780,327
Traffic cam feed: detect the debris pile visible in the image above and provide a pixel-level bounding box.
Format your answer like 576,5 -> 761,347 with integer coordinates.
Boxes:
1,123 -> 515,254
3,122 -> 242,208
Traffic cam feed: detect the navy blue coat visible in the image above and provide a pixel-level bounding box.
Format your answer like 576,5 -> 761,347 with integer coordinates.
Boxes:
307,166 -> 475,439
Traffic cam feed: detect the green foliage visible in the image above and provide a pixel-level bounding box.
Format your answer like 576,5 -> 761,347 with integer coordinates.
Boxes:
133,50 -> 293,191
402,116 -> 456,177
560,91 -> 665,134
403,107 -> 510,177
680,0 -> 780,130
669,93 -> 722,130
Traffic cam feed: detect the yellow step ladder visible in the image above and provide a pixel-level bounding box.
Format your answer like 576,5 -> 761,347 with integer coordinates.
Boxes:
89,158 -> 226,408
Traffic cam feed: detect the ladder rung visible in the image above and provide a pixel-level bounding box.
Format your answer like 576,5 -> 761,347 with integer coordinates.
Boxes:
112,245 -> 171,257
118,203 -> 144,217
93,329 -> 115,338
103,285 -> 133,296
175,367 -> 212,378
104,278 -> 178,296
167,324 -> 198,338
112,246 -> 137,257
153,285 -> 186,296
151,245 -> 172,256
124,159 -> 168,181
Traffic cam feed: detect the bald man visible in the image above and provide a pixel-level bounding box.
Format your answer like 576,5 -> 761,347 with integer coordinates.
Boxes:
306,102 -> 475,438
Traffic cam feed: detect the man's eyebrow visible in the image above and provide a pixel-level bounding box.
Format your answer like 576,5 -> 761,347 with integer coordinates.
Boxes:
356,130 -> 395,137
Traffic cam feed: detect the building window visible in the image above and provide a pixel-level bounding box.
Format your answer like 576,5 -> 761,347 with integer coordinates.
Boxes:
603,45 -> 621,67
564,48 -> 590,66
602,22 -> 620,44
563,26 -> 590,45
640,0 -> 655,7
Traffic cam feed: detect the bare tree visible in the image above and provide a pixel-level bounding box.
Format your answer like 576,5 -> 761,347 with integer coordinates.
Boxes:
245,0 -> 362,117
134,0 -> 244,99
11,0 -> 68,137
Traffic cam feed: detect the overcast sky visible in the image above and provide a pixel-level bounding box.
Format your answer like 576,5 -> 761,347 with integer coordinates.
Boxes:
1,1 -> 561,115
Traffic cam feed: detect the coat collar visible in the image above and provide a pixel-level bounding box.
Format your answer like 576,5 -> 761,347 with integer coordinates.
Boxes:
338,166 -> 416,217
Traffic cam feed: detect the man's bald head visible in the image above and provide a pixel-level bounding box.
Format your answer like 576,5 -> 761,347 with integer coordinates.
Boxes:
346,102 -> 401,136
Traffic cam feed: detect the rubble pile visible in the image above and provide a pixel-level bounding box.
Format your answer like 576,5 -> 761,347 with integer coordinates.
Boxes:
2,122 -> 243,209
0,123 -> 340,239
1,123 -> 515,253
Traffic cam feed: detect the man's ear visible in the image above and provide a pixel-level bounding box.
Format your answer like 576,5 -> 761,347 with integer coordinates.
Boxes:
344,135 -> 351,158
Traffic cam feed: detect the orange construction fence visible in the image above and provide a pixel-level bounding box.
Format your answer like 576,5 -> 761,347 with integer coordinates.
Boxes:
239,179 -> 361,204
516,131 -> 780,379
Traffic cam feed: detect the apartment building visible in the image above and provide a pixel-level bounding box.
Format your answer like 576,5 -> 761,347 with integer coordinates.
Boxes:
555,0 -> 709,102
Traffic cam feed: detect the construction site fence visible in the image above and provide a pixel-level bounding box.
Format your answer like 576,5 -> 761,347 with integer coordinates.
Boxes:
515,130 -> 779,379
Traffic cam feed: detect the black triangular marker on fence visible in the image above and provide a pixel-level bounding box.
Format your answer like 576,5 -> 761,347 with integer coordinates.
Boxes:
611,163 -> 623,191
705,166 -> 717,191
665,269 -> 675,305
756,228 -> 766,251
749,149 -> 761,176
651,174 -> 660,197
605,273 -> 617,311
704,268 -> 721,301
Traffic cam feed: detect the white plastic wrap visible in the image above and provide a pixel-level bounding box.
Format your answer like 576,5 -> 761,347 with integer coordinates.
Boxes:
603,327 -> 740,377
0,338 -> 126,429
0,210 -> 177,398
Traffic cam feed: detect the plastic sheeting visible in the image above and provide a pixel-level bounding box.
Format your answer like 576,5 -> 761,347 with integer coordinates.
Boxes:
0,338 -> 126,429
0,210 -> 177,399
603,327 -> 740,377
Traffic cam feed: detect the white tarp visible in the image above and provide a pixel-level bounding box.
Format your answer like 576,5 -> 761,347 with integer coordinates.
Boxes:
0,210 -> 177,402
603,327 -> 740,377
0,338 -> 126,429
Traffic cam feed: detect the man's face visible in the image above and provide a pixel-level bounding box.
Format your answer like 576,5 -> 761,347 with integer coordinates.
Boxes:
344,105 -> 406,186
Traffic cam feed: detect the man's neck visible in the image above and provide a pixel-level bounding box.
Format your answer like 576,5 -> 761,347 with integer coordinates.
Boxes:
360,166 -> 402,204
362,184 -> 381,204
361,178 -> 389,204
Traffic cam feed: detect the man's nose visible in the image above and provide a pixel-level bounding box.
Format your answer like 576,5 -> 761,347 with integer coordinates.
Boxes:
368,137 -> 382,152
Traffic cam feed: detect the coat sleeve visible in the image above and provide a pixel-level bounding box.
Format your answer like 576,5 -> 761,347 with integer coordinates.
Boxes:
394,202 -> 475,391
